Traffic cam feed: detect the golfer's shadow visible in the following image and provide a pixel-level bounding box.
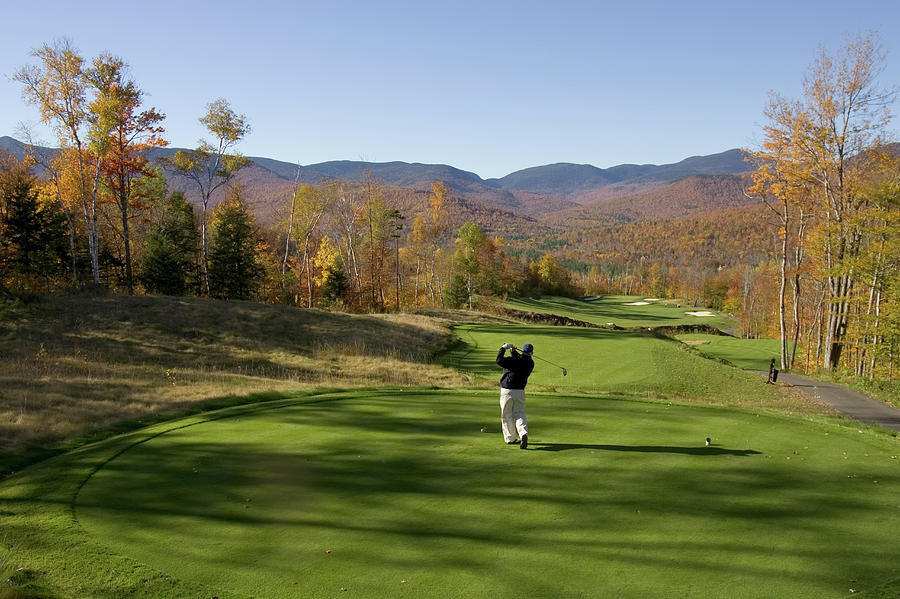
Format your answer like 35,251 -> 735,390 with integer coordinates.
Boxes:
530,443 -> 761,456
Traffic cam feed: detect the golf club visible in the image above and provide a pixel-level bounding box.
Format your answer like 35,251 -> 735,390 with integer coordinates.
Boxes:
513,346 -> 567,376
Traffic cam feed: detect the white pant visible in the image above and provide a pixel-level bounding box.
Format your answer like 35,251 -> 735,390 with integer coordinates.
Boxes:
500,388 -> 527,442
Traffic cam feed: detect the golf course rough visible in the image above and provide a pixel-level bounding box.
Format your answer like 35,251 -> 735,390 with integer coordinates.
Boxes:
17,390 -> 889,598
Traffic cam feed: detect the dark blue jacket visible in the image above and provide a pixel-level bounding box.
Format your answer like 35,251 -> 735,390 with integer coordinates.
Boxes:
497,348 -> 534,390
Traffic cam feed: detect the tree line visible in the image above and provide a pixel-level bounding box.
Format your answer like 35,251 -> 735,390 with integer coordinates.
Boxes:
0,39 -> 576,310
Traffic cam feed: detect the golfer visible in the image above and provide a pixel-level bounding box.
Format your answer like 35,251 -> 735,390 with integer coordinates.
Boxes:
496,342 -> 535,449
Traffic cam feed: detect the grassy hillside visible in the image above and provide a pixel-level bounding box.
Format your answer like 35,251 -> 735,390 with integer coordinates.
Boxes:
0,294 -> 477,475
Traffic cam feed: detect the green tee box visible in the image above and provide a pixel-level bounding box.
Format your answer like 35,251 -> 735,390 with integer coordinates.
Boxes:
4,390 -> 897,599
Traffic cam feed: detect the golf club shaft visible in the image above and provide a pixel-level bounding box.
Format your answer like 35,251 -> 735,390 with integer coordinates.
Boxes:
533,354 -> 566,371
513,346 -> 566,371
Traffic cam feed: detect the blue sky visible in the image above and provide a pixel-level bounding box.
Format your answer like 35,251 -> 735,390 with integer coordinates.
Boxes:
1,0 -> 898,178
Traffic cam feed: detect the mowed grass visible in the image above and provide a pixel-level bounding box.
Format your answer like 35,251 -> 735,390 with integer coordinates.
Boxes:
444,323 -> 826,415
2,390 -> 898,599
676,334 -> 787,371
505,295 -> 735,330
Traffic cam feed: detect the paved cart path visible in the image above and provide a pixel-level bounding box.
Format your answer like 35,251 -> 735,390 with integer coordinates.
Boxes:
776,372 -> 900,432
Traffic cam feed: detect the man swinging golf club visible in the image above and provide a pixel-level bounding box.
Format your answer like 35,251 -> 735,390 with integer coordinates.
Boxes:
496,342 -> 534,449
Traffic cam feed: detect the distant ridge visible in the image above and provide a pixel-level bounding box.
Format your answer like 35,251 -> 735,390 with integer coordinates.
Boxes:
487,149 -> 750,201
2,135 -> 749,197
1,135 -> 753,220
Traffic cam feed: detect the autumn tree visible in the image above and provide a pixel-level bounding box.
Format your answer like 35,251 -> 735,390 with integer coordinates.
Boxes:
320,181 -> 368,308
363,174 -> 387,310
167,98 -> 250,295
312,235 -> 347,306
85,54 -> 166,293
454,222 -> 488,308
407,215 -> 429,306
750,33 -> 896,370
426,182 -> 450,306
15,39 -> 106,285
279,166 -> 301,303
530,253 -> 572,296
747,147 -> 813,369
850,159 -> 899,379
803,36 -> 892,369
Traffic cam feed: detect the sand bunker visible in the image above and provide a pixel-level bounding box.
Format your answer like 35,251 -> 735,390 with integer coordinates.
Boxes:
686,311 -> 717,317
644,298 -> 659,301
624,301 -> 650,306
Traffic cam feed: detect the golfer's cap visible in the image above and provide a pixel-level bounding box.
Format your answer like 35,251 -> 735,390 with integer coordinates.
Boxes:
522,343 -> 534,354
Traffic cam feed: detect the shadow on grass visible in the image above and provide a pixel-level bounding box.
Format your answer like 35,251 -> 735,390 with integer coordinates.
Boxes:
6,392 -> 900,598
529,443 -> 761,456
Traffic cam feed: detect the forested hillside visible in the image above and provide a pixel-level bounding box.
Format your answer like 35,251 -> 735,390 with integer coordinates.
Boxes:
557,204 -> 772,269
542,174 -> 756,226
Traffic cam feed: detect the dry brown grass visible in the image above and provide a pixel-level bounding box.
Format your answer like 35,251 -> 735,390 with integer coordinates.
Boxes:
0,294 -> 488,475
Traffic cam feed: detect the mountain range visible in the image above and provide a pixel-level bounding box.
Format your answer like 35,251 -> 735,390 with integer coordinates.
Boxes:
1,134 -> 754,235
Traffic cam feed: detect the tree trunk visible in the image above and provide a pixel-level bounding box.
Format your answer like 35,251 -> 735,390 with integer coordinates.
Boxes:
200,199 -> 210,296
414,255 -> 421,307
395,236 -> 401,312
869,286 -> 881,380
824,272 -> 853,369
52,177 -> 78,284
118,172 -> 133,294
429,248 -> 437,307
87,156 -> 103,286
779,220 -> 788,370
282,177 -> 298,302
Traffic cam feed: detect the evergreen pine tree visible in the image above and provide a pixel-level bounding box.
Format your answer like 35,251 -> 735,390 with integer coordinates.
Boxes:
207,191 -> 262,300
140,192 -> 199,296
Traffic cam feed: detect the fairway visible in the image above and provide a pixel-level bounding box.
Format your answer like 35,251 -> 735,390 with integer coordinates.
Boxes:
51,391 -> 900,598
505,295 -> 735,331
445,323 -> 786,408
676,333 -> 787,371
